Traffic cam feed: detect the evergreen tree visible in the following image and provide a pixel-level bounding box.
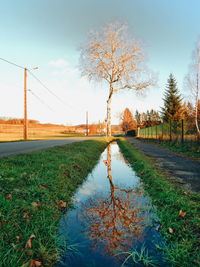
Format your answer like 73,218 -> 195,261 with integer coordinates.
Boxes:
135,110 -> 141,128
161,74 -> 183,122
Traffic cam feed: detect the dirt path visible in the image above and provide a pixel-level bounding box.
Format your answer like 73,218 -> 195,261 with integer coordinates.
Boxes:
126,137 -> 200,193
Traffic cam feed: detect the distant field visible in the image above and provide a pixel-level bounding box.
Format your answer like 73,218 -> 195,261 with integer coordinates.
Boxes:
0,124 -> 84,141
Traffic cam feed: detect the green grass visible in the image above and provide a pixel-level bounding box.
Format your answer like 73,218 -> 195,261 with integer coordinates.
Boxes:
0,139 -> 108,266
116,245 -> 157,266
117,138 -> 200,267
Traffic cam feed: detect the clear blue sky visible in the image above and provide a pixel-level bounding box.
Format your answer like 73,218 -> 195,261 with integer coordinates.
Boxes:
0,0 -> 199,125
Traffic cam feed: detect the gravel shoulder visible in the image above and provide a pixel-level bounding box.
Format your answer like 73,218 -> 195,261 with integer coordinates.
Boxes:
126,137 -> 200,193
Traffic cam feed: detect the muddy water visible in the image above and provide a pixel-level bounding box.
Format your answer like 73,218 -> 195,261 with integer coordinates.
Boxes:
57,143 -> 169,267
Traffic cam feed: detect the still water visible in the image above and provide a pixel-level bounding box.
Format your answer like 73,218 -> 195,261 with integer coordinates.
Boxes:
57,142 -> 169,267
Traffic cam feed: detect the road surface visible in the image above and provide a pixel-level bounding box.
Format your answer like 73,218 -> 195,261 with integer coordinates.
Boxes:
127,137 -> 200,193
0,137 -> 96,158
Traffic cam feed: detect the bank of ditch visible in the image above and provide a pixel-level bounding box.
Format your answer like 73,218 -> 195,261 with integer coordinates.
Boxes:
118,138 -> 200,267
0,139 -> 108,266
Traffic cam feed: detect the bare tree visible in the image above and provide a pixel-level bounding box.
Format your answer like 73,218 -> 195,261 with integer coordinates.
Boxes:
79,22 -> 154,136
185,38 -> 200,137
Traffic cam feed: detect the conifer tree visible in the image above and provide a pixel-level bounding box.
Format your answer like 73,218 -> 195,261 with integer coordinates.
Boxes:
161,74 -> 183,122
135,110 -> 141,128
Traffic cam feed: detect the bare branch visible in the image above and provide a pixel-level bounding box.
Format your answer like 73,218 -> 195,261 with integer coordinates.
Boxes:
79,22 -> 155,136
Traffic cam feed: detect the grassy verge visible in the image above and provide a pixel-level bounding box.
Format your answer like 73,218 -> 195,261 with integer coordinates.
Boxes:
160,140 -> 200,158
0,139 -> 108,266
117,138 -> 200,267
137,138 -> 200,159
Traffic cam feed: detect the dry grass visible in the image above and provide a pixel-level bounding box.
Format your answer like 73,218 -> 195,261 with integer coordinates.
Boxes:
0,124 -> 84,141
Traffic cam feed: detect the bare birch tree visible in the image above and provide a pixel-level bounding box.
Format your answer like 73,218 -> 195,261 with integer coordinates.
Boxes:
185,38 -> 200,137
79,22 -> 154,136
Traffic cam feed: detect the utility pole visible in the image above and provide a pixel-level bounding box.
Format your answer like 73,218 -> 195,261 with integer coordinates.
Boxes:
24,68 -> 28,140
86,111 -> 89,136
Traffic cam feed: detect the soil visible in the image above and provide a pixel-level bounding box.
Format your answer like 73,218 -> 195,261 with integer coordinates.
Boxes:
126,137 -> 200,193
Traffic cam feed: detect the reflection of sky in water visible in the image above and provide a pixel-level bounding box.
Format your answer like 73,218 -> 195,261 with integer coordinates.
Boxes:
57,143 -> 169,267
72,144 -> 140,205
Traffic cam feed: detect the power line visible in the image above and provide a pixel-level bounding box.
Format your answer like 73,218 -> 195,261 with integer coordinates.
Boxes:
0,57 -> 25,70
0,56 -> 83,113
28,89 -> 55,112
28,70 -> 78,111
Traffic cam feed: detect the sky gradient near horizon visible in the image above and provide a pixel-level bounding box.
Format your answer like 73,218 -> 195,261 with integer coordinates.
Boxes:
0,0 -> 200,125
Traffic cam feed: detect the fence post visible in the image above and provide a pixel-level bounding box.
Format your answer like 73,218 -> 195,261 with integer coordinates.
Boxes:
138,127 -> 140,137
162,123 -> 164,141
156,125 -> 158,140
181,119 -> 184,144
170,120 -> 172,141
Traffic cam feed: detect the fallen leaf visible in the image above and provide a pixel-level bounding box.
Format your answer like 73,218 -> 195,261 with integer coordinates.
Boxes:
39,184 -> 47,189
184,191 -> 188,195
16,234 -> 23,242
31,202 -> 39,208
25,234 -> 36,249
179,210 -> 186,217
6,194 -> 12,200
26,249 -> 33,256
30,260 -> 42,267
168,227 -> 174,234
58,200 -> 67,208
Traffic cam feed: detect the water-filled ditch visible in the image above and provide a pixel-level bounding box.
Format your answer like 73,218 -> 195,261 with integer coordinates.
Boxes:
56,142 -> 169,266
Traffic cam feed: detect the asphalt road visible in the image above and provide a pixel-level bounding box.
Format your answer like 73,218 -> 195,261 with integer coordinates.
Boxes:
0,137 -> 95,158
127,137 -> 200,193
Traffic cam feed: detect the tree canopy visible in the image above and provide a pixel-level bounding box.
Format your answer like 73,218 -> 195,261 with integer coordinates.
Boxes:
121,108 -> 136,134
80,22 -> 154,136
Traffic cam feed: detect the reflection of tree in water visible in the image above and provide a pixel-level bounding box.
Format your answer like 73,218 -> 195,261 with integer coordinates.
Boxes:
81,144 -> 146,256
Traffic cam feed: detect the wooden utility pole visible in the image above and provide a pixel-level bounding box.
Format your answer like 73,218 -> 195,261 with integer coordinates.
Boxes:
24,68 -> 28,140
86,111 -> 89,136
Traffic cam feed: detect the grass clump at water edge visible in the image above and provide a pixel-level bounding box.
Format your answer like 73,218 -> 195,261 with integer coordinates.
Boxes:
0,139 -> 108,266
117,138 -> 200,267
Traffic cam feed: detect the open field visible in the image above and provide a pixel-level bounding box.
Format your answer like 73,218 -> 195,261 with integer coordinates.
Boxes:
0,123 -> 85,141
118,138 -> 200,266
0,139 -> 109,266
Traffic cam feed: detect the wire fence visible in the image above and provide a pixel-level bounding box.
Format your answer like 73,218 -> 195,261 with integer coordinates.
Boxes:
138,118 -> 200,143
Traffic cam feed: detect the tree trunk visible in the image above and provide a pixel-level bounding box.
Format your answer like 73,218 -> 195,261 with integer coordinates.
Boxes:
195,73 -> 200,137
106,94 -> 112,137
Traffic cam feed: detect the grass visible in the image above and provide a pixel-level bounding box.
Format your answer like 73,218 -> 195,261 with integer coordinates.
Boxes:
0,138 -> 109,266
116,245 -> 157,267
137,138 -> 200,158
117,138 -> 200,267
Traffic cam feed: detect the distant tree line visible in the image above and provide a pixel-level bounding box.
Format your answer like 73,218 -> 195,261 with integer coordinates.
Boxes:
0,118 -> 39,124
120,73 -> 200,135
